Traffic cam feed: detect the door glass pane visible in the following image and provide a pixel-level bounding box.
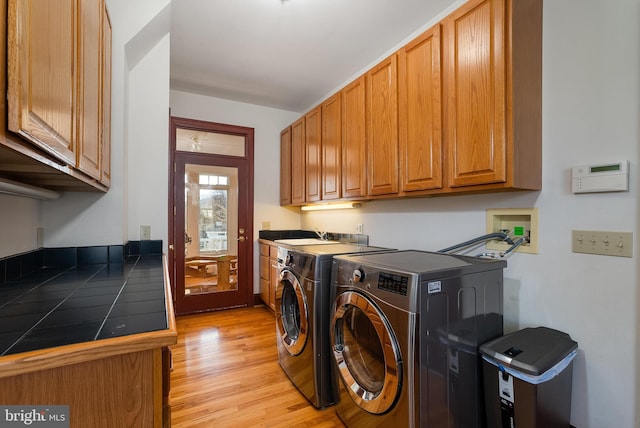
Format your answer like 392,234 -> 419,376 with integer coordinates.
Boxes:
184,164 -> 239,295
176,129 -> 245,157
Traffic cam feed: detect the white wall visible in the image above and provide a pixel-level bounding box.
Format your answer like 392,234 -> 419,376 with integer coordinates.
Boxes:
38,0 -> 171,249
126,34 -> 171,248
301,1 -> 640,426
169,90 -> 302,290
0,195 -> 40,258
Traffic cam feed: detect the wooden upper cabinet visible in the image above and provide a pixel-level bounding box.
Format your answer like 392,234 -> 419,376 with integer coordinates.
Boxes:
77,0 -> 102,180
279,127 -> 292,205
7,0 -> 77,165
442,0 -> 541,190
101,5 -> 112,187
290,117 -> 306,205
305,106 -> 322,202
321,94 -> 341,200
366,54 -> 399,196
398,24 -> 442,192
341,76 -> 367,199
6,0 -> 114,191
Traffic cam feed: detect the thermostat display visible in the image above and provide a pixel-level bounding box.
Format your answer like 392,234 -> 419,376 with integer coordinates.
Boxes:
572,161 -> 629,193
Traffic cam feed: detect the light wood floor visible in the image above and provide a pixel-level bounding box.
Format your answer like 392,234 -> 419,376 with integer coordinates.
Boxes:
170,305 -> 345,427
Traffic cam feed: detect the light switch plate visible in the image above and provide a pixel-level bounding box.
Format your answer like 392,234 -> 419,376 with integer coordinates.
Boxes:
572,230 -> 633,257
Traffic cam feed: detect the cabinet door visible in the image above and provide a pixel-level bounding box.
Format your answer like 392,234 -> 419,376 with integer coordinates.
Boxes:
341,76 -> 367,198
321,94 -> 341,200
269,259 -> 278,311
259,254 -> 270,306
398,25 -> 442,192
305,106 -> 321,202
7,0 -> 77,165
366,54 -> 399,196
279,127 -> 292,205
77,0 -> 102,180
101,5 -> 112,187
443,0 -> 506,187
290,118 -> 306,204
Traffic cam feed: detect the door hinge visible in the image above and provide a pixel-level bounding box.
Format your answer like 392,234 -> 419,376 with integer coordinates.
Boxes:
173,206 -> 176,216
174,162 -> 177,173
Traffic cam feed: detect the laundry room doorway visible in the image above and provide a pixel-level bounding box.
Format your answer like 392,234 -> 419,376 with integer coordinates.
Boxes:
169,116 -> 254,315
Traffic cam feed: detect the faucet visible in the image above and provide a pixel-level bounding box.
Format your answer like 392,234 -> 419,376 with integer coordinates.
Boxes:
315,228 -> 327,240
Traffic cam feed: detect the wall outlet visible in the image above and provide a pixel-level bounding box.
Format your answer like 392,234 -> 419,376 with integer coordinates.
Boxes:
486,208 -> 538,254
356,224 -> 364,234
261,221 -> 271,230
140,225 -> 151,240
572,230 -> 633,257
36,227 -> 43,248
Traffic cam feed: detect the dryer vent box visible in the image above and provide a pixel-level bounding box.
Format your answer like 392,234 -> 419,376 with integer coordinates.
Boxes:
486,208 -> 538,254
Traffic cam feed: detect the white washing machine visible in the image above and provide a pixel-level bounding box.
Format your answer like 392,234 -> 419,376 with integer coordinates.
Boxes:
330,250 -> 505,427
275,243 -> 392,409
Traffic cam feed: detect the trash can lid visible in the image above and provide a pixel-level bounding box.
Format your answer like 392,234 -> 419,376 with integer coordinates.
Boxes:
479,326 -> 578,376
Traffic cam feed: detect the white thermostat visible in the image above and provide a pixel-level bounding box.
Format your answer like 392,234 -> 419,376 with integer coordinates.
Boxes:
572,161 -> 629,193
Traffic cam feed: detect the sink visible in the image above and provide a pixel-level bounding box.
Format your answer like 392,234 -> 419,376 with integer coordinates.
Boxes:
274,238 -> 340,245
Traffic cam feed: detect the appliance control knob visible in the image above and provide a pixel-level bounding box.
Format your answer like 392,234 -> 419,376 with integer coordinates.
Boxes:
353,269 -> 364,283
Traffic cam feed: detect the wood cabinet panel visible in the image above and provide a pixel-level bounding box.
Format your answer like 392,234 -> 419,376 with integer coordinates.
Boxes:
305,106 -> 321,202
290,118 -> 306,204
443,0 -> 506,187
279,127 -> 292,205
321,94 -> 341,200
77,0 -> 102,180
259,243 -> 277,311
8,0 -> 77,165
341,76 -> 367,198
366,54 -> 399,196
398,24 -> 442,192
101,5 -> 112,186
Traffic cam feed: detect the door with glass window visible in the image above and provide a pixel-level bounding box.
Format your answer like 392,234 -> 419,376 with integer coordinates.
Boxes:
169,117 -> 254,314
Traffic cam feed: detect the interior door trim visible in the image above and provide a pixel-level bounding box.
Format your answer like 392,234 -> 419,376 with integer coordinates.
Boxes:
168,115 -> 254,314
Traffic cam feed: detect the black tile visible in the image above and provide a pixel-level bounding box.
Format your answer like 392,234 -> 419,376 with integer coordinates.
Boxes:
39,305 -> 112,327
0,313 -> 43,334
116,289 -> 165,302
21,250 -> 44,276
71,286 -> 120,298
44,247 -> 77,268
6,257 -> 20,281
109,300 -> 165,318
127,241 -> 140,256
12,289 -> 73,303
77,246 -> 109,265
108,245 -> 124,264
5,321 -> 102,355
59,294 -> 117,309
0,300 -> 59,318
0,331 -> 24,354
140,240 -> 162,255
97,312 -> 167,339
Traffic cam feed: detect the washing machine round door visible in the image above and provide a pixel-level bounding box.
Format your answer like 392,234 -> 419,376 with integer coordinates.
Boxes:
331,290 -> 402,414
275,269 -> 309,356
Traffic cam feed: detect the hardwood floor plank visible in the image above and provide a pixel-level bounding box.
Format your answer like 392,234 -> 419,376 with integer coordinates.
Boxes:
170,306 -> 345,427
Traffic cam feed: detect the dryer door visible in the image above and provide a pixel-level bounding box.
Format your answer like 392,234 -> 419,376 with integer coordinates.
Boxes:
331,290 -> 402,414
275,269 -> 309,356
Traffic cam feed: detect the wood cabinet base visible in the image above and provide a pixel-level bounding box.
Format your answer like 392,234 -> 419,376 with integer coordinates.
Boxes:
0,348 -> 170,428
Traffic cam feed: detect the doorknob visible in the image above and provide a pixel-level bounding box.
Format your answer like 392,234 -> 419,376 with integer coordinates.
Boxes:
239,228 -> 245,234
237,236 -> 246,242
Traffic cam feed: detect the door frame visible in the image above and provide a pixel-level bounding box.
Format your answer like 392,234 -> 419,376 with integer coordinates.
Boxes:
168,115 -> 255,314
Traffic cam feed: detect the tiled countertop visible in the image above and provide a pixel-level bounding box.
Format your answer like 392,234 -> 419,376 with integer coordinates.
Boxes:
0,255 -> 168,356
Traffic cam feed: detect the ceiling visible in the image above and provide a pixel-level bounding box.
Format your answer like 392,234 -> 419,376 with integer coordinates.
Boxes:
170,0 -> 458,113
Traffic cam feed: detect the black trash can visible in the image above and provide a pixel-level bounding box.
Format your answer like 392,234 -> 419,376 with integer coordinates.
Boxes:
479,327 -> 578,428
